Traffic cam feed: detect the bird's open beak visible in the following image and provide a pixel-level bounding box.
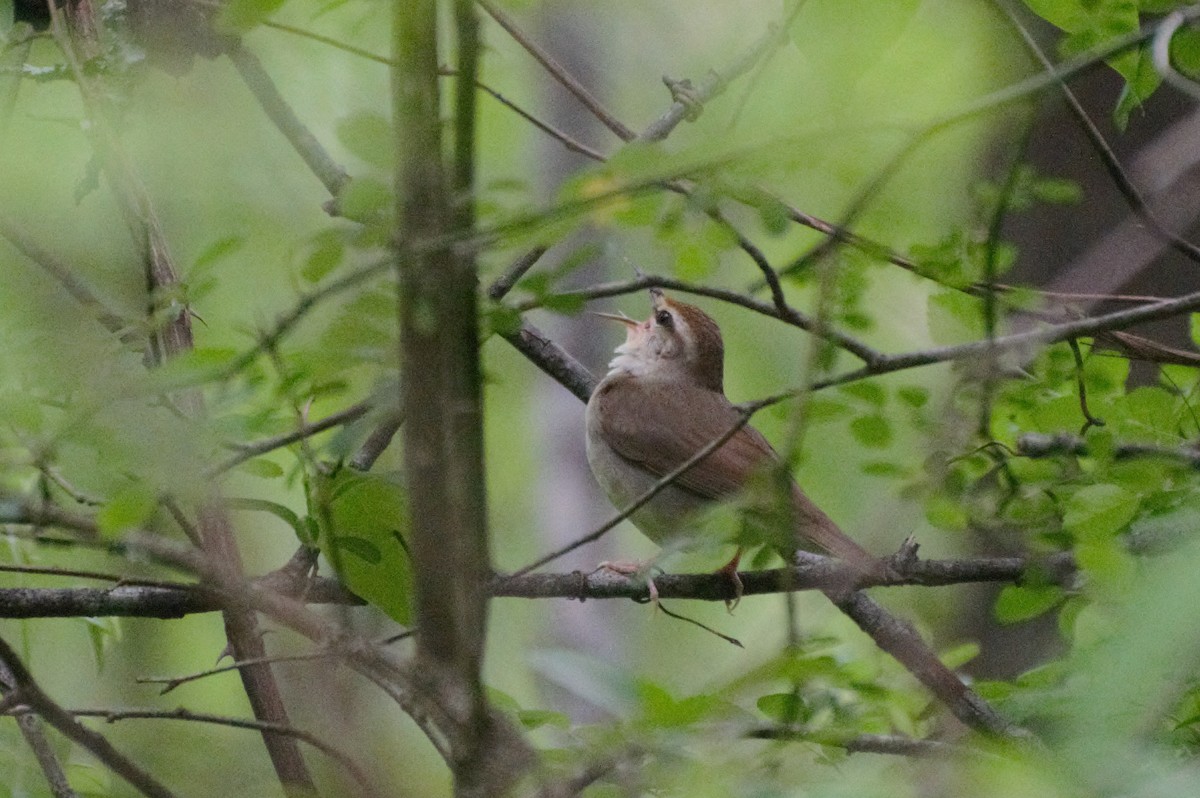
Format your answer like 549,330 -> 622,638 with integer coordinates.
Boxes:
591,310 -> 639,328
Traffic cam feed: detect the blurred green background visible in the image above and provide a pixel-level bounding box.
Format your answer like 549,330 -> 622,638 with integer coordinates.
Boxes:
9,0 -> 1177,795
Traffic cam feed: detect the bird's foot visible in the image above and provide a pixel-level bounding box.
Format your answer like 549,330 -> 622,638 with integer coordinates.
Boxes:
593,560 -> 660,609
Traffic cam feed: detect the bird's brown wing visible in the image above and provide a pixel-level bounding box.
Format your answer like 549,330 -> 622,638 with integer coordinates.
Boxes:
591,376 -> 777,500
592,376 -> 879,569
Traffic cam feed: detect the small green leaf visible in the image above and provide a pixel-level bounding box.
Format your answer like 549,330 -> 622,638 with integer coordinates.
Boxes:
849,414 -> 892,448
229,498 -> 305,539
757,196 -> 791,236
994,584 -> 1065,624
925,495 -> 968,531
336,177 -> 392,223
301,230 -> 345,283
897,386 -> 929,408
1030,176 -> 1083,205
216,0 -> 286,32
757,692 -> 810,724
838,381 -> 886,406
517,709 -> 570,730
336,111 -> 392,170
860,461 -> 906,477
927,290 -> 984,345
541,292 -> 586,315
237,459 -> 284,479
636,682 -> 722,728
483,304 -> 522,337
939,642 -> 981,669
97,485 -> 158,536
1063,483 -> 1139,540
192,236 -> 245,273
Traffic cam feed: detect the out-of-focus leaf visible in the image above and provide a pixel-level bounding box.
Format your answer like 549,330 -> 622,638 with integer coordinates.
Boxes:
301,230 -> 345,283
97,485 -> 158,536
1064,483 -> 1138,540
216,0 -> 285,32
995,584 -> 1065,624
849,414 -> 892,448
336,111 -> 392,170
927,289 -> 984,345
757,692 -> 811,724
229,497 -> 306,540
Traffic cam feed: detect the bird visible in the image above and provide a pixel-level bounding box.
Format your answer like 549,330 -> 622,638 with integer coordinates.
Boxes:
585,288 -> 885,583
582,292 -> 1021,737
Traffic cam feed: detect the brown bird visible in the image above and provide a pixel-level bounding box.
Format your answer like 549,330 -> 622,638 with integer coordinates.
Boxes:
585,288 -> 883,577
583,290 -> 1021,738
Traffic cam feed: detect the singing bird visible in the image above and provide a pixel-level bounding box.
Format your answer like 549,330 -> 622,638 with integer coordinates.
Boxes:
585,289 -> 884,579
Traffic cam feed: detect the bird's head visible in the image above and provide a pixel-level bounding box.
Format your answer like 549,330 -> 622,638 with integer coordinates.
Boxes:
595,288 -> 725,392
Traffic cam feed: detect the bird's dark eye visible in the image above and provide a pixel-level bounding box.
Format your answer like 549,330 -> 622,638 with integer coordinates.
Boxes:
654,309 -> 673,327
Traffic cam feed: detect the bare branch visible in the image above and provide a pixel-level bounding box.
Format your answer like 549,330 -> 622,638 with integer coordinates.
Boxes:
475,0 -> 636,141
227,41 -> 350,197
58,707 -> 379,796
217,401 -> 373,474
0,632 -> 177,798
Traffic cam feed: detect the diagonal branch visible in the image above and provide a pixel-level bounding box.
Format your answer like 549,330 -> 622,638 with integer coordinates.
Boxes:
0,633 -> 177,798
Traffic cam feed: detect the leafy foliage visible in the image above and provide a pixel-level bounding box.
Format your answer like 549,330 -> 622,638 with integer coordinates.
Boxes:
3,0 -> 1200,796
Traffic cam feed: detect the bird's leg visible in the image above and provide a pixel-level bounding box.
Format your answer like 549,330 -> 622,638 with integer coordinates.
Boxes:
593,560 -> 661,609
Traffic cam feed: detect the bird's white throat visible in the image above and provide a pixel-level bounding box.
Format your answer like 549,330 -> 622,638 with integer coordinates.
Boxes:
607,342 -> 654,378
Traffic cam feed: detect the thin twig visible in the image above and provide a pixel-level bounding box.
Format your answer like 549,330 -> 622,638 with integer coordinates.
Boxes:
216,401 -> 372,474
476,0 -> 636,141
521,274 -> 882,365
0,632 -> 178,798
1003,3 -> 1200,266
747,727 -> 985,758
348,408 -> 406,471
60,707 -> 378,794
509,397 -> 766,576
227,41 -> 350,197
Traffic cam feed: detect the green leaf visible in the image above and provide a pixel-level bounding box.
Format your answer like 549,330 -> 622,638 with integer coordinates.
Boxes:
939,642 -> 981,669
637,682 -> 722,728
1030,176 -> 1083,205
336,111 -> 392,170
838,381 -> 886,407
897,386 -> 929,408
516,709 -> 570,730
757,692 -> 810,724
925,495 -> 968,531
757,195 -> 791,236
482,304 -> 522,338
192,236 -> 245,273
301,230 -> 345,283
316,470 -> 412,624
927,290 -> 984,345
336,177 -> 392,223
97,485 -> 158,536
237,458 -> 285,479
228,497 -> 305,540
995,584 -> 1065,624
1063,483 -> 1139,540
216,0 -> 286,32
849,414 -> 892,448
84,617 -> 121,671
1021,0 -> 1154,127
